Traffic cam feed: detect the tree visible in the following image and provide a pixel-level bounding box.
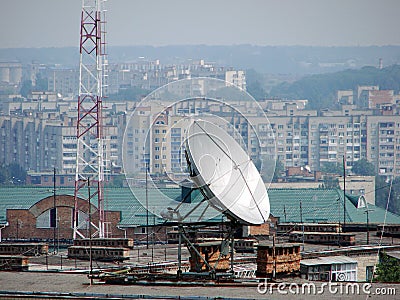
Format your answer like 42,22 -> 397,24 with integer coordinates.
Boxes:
272,160 -> 285,182
108,174 -> 125,188
321,175 -> 339,189
269,65 -> 400,111
8,163 -> 27,184
375,176 -> 400,215
352,158 -> 375,176
320,162 -> 344,175
20,80 -> 33,98
0,163 -> 27,185
35,74 -> 48,91
109,87 -> 150,101
374,252 -> 400,282
246,69 -> 267,100
375,175 -> 389,208
0,166 -> 8,184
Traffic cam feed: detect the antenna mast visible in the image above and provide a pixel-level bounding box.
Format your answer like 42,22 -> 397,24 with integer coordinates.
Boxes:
73,0 -> 108,239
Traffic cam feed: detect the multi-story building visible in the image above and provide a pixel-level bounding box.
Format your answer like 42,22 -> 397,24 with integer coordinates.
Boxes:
2,82 -> 400,181
0,104 -> 120,176
46,67 -> 79,97
0,61 -> 23,85
366,116 -> 400,177
225,70 -> 246,91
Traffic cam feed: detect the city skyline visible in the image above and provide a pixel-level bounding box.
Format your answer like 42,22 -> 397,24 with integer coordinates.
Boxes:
0,0 -> 400,49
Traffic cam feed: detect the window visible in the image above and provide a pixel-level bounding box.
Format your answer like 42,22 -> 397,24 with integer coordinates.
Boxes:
36,208 -> 57,228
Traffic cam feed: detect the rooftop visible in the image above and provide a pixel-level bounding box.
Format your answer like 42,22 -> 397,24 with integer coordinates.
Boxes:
0,187 -> 399,226
301,255 -> 357,266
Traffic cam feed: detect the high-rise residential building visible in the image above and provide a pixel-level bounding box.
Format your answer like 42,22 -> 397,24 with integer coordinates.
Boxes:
1,81 -> 400,181
0,62 -> 23,85
366,116 -> 400,177
225,70 -> 246,91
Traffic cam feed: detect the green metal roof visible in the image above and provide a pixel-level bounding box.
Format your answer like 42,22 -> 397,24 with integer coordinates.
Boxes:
268,188 -> 400,224
0,187 -> 399,226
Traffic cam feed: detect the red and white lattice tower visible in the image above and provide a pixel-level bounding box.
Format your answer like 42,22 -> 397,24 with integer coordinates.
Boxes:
73,0 -> 108,239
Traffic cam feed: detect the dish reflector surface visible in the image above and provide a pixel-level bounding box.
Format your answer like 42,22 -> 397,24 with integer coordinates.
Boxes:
186,120 -> 270,225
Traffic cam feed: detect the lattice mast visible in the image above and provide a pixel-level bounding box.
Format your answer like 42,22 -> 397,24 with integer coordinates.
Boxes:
73,0 -> 108,239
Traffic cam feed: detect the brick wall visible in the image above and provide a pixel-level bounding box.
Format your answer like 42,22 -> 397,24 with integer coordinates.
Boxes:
256,244 -> 301,277
189,242 -> 230,272
2,194 -> 123,240
248,215 -> 279,236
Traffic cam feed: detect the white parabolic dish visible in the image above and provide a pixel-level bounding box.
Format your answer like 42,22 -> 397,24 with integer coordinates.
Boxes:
185,120 -> 270,225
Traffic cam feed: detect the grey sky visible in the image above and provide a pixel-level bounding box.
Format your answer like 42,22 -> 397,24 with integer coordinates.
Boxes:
0,0 -> 399,48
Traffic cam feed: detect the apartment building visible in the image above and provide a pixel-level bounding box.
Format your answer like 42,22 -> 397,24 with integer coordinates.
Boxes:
32,60 -> 242,98
366,116 -> 400,176
225,70 -> 246,91
2,83 -> 400,180
0,61 -> 23,85
0,112 -> 120,176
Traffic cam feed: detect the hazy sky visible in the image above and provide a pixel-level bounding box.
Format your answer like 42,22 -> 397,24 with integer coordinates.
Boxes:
0,0 -> 399,48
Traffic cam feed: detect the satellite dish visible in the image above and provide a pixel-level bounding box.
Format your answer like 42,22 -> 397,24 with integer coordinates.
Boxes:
185,120 -> 270,225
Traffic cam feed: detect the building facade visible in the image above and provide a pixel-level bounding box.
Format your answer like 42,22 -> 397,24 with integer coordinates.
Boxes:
1,84 -> 400,179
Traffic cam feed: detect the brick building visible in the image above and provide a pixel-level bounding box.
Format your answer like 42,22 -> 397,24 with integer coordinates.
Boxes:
2,194 -> 122,240
256,242 -> 301,277
1,187 -> 400,243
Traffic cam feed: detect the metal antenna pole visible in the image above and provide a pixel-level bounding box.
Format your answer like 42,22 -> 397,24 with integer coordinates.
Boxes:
73,0 -> 108,240
343,155 -> 346,230
146,161 -> 149,249
88,177 -> 93,286
177,224 -> 182,279
284,204 -> 287,223
300,199 -> 304,251
53,167 -> 56,253
230,223 -> 235,275
366,209 -> 369,244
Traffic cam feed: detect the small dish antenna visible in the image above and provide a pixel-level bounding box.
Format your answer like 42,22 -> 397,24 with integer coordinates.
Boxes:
185,120 -> 270,225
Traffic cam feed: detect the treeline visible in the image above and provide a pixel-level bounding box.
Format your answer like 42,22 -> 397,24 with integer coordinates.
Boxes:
2,45 -> 400,74
376,176 -> 400,216
269,65 -> 400,110
0,163 -> 27,185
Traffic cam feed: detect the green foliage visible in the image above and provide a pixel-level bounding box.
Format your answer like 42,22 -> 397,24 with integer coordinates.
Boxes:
375,175 -> 389,209
321,176 -> 340,189
108,175 -> 125,188
246,69 -> 267,100
109,87 -> 150,101
374,252 -> 400,282
0,163 -> 27,185
19,75 -> 48,97
269,65 -> 400,110
0,167 -> 7,184
20,80 -> 33,98
375,176 -> 400,215
351,158 -> 376,176
320,162 -> 344,175
272,160 -> 285,182
35,74 -> 48,91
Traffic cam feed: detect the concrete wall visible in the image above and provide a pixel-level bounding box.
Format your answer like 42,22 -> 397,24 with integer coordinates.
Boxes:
352,254 -> 378,282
